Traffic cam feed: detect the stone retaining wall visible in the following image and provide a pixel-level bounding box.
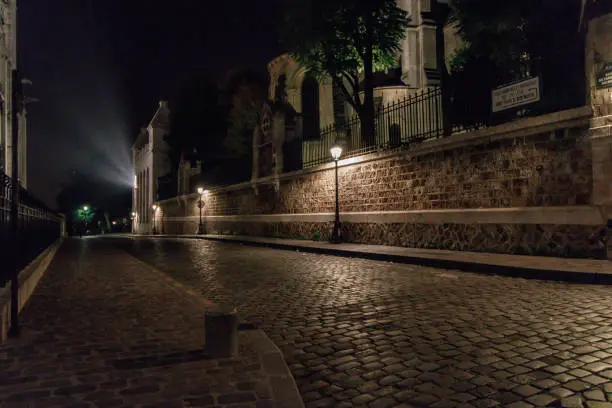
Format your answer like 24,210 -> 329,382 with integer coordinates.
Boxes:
156,107 -> 607,258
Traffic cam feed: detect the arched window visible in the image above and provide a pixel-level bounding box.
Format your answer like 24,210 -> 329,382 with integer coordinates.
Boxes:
301,73 -> 320,140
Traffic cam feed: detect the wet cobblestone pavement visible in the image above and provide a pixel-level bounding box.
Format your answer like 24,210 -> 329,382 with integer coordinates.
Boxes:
115,237 -> 612,408
0,239 -> 284,408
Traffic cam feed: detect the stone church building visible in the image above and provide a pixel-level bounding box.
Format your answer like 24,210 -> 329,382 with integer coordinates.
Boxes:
251,0 -> 460,181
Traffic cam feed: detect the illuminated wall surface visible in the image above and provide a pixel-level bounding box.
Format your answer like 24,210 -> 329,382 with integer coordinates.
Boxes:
156,107 -> 608,259
132,102 -> 171,234
148,5 -> 612,259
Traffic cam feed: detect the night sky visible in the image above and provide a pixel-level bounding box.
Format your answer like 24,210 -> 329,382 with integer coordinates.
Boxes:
18,0 -> 281,208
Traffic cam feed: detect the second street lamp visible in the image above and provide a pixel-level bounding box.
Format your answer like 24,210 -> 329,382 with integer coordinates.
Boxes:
81,205 -> 90,237
330,144 -> 343,243
131,212 -> 137,234
151,204 -> 158,235
197,187 -> 206,234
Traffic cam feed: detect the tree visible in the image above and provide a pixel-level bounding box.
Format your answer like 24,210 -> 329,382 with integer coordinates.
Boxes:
75,205 -> 94,223
447,0 -> 585,127
281,0 -> 409,144
221,69 -> 268,160
56,170 -> 130,235
165,74 -> 227,173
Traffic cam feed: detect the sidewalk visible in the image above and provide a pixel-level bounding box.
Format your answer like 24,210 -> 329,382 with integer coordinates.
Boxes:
140,234 -> 612,282
0,239 -> 301,408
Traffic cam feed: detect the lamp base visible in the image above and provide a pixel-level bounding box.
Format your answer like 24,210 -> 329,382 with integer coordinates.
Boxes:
197,224 -> 206,235
330,223 -> 342,244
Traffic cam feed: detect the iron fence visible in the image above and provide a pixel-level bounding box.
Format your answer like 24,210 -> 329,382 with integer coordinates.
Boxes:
301,87 -> 446,168
0,170 -> 63,288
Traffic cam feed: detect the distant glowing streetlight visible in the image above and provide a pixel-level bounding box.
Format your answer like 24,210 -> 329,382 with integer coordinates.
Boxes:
80,205 -> 91,237
112,221 -> 117,225
197,187 -> 208,234
330,144 -> 343,243
152,204 -> 158,235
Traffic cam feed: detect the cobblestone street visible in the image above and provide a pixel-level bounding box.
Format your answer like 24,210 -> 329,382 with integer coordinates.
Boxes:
116,237 -> 612,408
0,239 -> 287,408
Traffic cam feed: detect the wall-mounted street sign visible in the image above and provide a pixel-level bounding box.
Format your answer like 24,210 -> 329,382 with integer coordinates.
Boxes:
596,62 -> 612,89
492,77 -> 540,113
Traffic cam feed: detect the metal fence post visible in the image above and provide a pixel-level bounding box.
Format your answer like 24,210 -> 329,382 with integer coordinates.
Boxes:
8,69 -> 20,337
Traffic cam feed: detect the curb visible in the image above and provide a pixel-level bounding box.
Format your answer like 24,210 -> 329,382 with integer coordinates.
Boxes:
122,249 -> 305,407
242,330 -> 305,408
130,234 -> 612,284
0,239 -> 64,344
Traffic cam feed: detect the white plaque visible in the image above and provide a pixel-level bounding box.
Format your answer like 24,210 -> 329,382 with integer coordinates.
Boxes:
492,77 -> 540,113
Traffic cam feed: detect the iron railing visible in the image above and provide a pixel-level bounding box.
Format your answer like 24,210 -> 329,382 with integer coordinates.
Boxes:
301,87 -> 446,168
0,170 -> 63,287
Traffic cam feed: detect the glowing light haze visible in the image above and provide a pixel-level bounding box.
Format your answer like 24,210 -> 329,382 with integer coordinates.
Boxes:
19,0 -> 281,208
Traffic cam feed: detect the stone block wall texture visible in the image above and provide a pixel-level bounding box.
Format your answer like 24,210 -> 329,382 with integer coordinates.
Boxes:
158,125 -> 601,258
208,128 -> 590,215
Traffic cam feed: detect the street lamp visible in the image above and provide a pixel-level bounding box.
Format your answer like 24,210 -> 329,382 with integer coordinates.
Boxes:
196,187 -> 208,234
330,144 -> 343,243
81,205 -> 90,237
131,212 -> 137,234
152,204 -> 158,235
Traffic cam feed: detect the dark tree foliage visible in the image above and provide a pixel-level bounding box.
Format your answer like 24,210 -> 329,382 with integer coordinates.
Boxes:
281,0 -> 409,144
223,70 -> 267,157
165,74 -> 227,175
219,68 -> 268,182
165,69 -> 269,186
448,0 -> 585,128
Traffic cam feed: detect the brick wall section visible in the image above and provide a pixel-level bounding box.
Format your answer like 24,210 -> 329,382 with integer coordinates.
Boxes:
161,126 -> 591,219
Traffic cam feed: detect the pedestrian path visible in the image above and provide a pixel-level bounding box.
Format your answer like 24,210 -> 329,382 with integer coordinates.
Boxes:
142,234 -> 612,282
0,239 -> 298,408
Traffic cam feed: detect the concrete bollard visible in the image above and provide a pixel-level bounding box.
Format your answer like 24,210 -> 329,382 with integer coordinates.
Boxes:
204,307 -> 239,358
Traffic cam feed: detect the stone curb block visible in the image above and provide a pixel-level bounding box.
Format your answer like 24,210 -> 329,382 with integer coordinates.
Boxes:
243,330 -> 305,408
0,239 -> 63,344
132,234 -> 612,284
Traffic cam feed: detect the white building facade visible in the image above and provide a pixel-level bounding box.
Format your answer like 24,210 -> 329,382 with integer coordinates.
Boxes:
131,101 -> 171,234
0,0 -> 26,188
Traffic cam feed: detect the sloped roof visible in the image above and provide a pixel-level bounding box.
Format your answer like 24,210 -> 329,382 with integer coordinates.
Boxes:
149,101 -> 170,129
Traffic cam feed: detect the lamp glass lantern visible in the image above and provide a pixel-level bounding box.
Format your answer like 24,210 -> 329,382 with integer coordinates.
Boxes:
330,145 -> 342,161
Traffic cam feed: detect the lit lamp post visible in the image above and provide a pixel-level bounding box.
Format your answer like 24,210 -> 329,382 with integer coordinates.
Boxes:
152,204 -> 158,235
330,144 -> 343,243
81,205 -> 89,237
197,187 -> 208,234
131,212 -> 136,234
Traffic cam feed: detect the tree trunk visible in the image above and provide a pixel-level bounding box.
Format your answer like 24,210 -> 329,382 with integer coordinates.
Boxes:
362,13 -> 376,146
